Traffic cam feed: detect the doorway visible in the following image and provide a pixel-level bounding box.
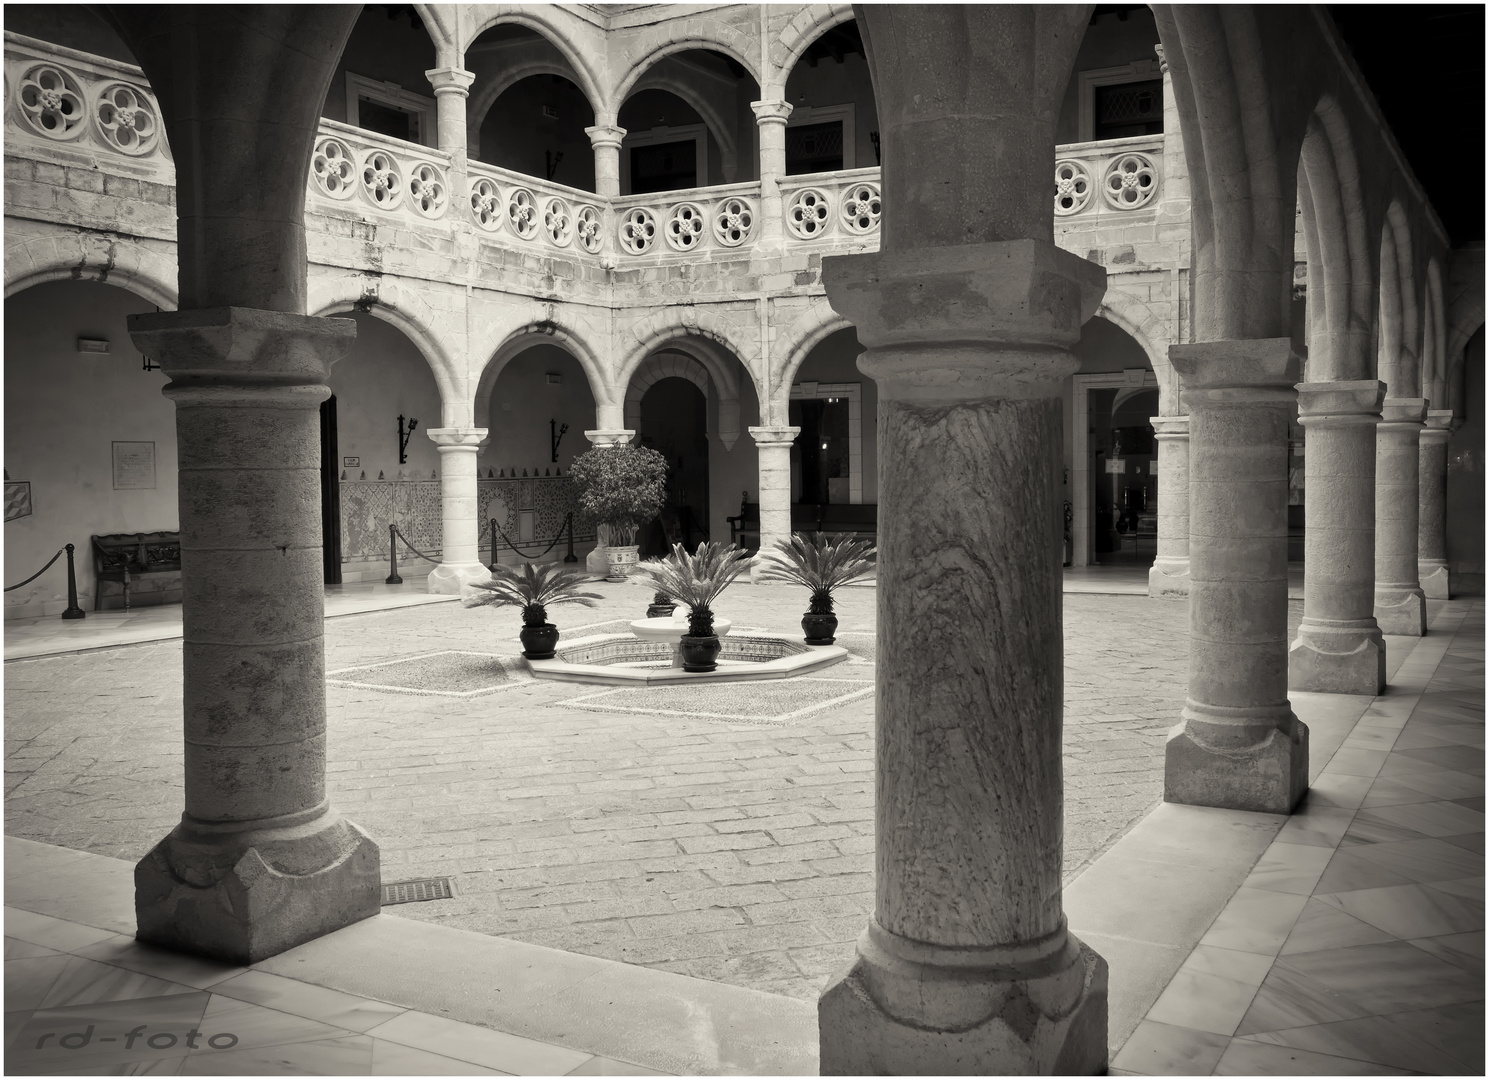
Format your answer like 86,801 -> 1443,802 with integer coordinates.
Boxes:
320,394 -> 342,585
637,377 -> 709,555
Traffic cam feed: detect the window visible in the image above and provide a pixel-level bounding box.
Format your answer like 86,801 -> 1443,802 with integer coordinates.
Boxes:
345,73 -> 436,148
620,124 -> 707,195
785,103 -> 856,175
1076,60 -> 1163,143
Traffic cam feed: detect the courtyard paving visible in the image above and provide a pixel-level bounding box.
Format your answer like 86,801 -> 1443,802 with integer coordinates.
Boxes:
4,579 -> 1305,1003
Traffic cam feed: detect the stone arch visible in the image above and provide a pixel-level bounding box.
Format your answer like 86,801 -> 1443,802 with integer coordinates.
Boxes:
623,352 -> 710,428
629,68 -> 740,180
772,4 -> 856,98
776,297 -> 854,394
413,3 -> 461,67
611,25 -> 762,112
616,307 -> 761,402
1093,287 -> 1176,411
468,53 -> 591,142
4,232 -> 178,311
1424,259 -> 1447,407
473,321 -> 610,431
622,339 -> 744,451
463,10 -> 604,116
1379,202 -> 1420,397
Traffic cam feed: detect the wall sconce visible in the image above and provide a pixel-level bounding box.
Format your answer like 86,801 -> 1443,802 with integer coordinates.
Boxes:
550,419 -> 568,463
77,338 -> 110,355
398,414 -> 418,464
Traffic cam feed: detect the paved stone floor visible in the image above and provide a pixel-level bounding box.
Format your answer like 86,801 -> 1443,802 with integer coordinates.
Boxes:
4,579 -> 1304,1003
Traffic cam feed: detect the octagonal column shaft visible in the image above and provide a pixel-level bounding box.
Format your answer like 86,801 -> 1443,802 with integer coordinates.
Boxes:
1166,339 -> 1308,814
819,240 -> 1108,1075
1289,382 -> 1386,694
585,123 -> 625,198
1375,398 -> 1428,635
749,426 -> 798,561
1149,416 -> 1191,597
127,307 -> 380,964
751,100 -> 792,249
427,427 -> 489,592
1418,410 -> 1454,599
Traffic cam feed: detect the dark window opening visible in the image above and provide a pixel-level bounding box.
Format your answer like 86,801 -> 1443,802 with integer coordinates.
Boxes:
630,140 -> 696,194
786,121 -> 844,175
358,97 -> 417,143
1093,79 -> 1163,141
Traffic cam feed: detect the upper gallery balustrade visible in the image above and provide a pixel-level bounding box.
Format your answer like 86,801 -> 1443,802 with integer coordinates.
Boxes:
5,33 -> 1170,272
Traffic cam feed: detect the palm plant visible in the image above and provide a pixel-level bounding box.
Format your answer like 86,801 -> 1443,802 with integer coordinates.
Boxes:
464,562 -> 604,660
634,541 -> 753,637
757,533 -> 875,644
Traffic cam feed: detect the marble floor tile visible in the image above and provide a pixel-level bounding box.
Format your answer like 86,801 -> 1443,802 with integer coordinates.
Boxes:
1110,1019 -> 1232,1076
1279,898 -> 1396,956
38,956 -> 200,1010
6,992 -> 212,1074
368,1038 -> 508,1075
1381,1000 -> 1485,1074
7,1008 -> 37,1048
1241,843 -> 1334,896
1271,939 -> 1483,1016
195,995 -> 359,1051
1342,725 -> 1407,752
6,938 -> 61,961
363,1010 -> 593,1075
1340,817 -> 1429,846
1143,965 -> 1269,1038
1355,799 -> 1486,838
565,1055 -> 671,1076
207,970 -> 406,1033
1426,876 -> 1485,901
72,938 -> 245,992
1234,961 -> 1374,1034
1304,772 -> 1375,810
1244,1011 -> 1474,1074
1452,795 -> 1486,813
1316,881 -> 1484,939
48,1056 -> 187,1075
1379,752 -> 1464,778
1389,767 -> 1484,801
1408,930 -> 1485,976
1391,728 -> 1469,750
3,909 -> 121,954
1439,831 -> 1486,852
6,955 -> 75,1012
1345,836 -> 1484,885
1323,747 -> 1390,779
1396,746 -> 1485,775
183,1033 -> 375,1075
1360,777 -> 1446,808
1197,888 -> 1310,955
1215,1037 -> 1413,1074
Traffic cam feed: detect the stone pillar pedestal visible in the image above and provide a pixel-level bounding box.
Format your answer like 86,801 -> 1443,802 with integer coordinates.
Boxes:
817,240 -> 1108,1076
1375,398 -> 1428,635
584,428 -> 635,449
1289,382 -> 1386,695
751,100 -> 793,250
127,307 -> 380,964
1418,410 -> 1454,599
749,426 -> 799,574
585,123 -> 625,198
1165,339 -> 1308,815
1148,416 -> 1191,598
427,428 -> 489,593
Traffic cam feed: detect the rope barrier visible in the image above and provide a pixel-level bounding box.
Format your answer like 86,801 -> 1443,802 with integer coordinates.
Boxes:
488,512 -> 572,564
5,543 -> 87,620
4,547 -> 65,592
391,524 -> 441,564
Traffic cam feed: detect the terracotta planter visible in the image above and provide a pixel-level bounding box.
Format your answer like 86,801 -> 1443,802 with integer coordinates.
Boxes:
519,622 -> 560,660
605,544 -> 640,582
801,612 -> 838,645
679,633 -> 721,672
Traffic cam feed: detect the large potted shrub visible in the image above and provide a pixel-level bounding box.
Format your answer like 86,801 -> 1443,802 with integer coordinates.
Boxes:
568,444 -> 668,582
463,561 -> 603,659
758,532 -> 876,645
635,541 -> 753,672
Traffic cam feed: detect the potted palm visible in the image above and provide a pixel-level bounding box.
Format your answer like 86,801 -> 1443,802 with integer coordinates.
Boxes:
568,444 -> 669,582
635,541 -> 753,672
462,561 -> 604,659
757,532 -> 876,645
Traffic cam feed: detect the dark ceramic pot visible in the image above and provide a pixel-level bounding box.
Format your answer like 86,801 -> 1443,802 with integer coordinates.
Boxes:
679,634 -> 721,672
519,622 -> 560,660
646,593 -> 677,619
801,612 -> 838,645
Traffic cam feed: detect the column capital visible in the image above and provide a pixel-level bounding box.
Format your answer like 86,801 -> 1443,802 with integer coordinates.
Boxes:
1423,409 -> 1456,441
1150,415 -> 1190,438
822,239 -> 1105,403
1381,397 -> 1428,426
426,427 -> 488,450
1154,42 -> 1168,74
1294,380 -> 1385,428
750,98 -> 794,125
128,307 -> 356,401
425,66 -> 475,96
585,123 -> 626,150
584,429 -> 635,448
749,425 -> 800,448
1172,338 -> 1300,409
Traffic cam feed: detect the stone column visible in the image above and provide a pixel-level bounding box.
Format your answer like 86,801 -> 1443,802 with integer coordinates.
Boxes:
1288,382 -> 1386,694
751,100 -> 793,249
581,426 -> 636,574
128,308 -> 379,963
426,428 -> 489,592
585,121 -> 625,198
1166,340 -> 1308,814
1375,398 -> 1428,635
1418,409 -> 1454,599
425,66 -> 474,159
749,425 -> 799,560
1148,416 -> 1191,597
818,241 -> 1108,1074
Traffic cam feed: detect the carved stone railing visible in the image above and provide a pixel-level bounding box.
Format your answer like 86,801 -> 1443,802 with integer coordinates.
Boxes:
466,159 -> 607,255
309,119 -> 455,224
611,180 -> 763,257
777,167 -> 883,244
1053,134 -> 1164,219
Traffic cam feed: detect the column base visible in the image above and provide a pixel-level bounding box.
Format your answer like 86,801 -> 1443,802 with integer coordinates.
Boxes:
1288,621 -> 1386,695
427,562 -> 492,594
1148,557 -> 1191,599
1374,587 -> 1427,636
1164,710 -> 1309,814
819,920 -> 1107,1075
136,805 -> 380,964
1419,561 -> 1451,600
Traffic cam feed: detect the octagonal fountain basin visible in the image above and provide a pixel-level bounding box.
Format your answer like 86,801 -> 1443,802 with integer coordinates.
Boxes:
525,627 -> 848,685
629,614 -> 732,669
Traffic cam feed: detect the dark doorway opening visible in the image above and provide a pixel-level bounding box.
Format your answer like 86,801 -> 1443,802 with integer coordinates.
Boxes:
320,394 -> 342,585
638,378 -> 709,555
790,397 -> 851,505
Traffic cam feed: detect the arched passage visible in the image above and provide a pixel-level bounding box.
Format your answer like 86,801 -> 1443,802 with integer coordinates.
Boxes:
788,326 -> 876,508
4,280 -> 177,616
780,18 -> 880,174
327,5 -> 440,146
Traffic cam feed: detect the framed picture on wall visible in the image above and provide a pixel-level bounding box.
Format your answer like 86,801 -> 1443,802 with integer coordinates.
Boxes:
5,480 -> 32,521
112,441 -> 156,490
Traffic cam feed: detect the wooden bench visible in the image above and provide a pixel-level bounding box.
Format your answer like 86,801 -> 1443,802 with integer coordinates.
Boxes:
726,497 -> 879,550
91,531 -> 182,611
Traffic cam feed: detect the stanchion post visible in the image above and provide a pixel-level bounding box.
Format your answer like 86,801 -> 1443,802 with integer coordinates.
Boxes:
61,543 -> 86,620
564,512 -> 578,563
385,524 -> 403,585
489,518 -> 499,572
